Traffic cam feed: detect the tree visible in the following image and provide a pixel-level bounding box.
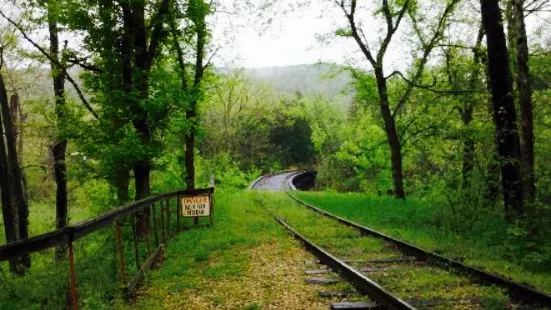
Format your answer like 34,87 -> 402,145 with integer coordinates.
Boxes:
46,0 -> 69,259
440,25 -> 486,189
0,58 -> 30,272
171,0 -> 210,190
334,0 -> 459,199
122,0 -> 172,199
0,63 -> 18,274
479,0 -> 524,217
510,0 -> 536,201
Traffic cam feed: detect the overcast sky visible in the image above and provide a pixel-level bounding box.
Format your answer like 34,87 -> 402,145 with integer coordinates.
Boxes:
211,1 -> 363,68
211,0 -> 551,69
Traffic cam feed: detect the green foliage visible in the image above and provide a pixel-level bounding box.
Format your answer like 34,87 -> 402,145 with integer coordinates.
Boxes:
269,109 -> 315,168
200,70 -> 317,174
196,152 -> 261,189
335,28 -> 352,37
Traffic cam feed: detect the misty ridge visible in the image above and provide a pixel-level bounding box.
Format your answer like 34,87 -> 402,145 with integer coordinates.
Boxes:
14,63 -> 355,107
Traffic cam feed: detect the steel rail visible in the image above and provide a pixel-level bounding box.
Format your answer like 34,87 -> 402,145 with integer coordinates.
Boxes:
285,188 -> 551,307
274,216 -> 416,310
249,170 -> 306,190
0,187 -> 214,261
248,174 -> 272,190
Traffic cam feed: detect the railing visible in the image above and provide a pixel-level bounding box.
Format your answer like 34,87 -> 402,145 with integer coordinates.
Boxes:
0,187 -> 215,310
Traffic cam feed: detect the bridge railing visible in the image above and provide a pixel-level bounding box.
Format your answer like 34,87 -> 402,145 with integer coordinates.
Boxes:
0,187 -> 215,310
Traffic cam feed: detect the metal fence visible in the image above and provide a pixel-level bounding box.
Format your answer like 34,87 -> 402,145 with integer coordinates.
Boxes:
0,187 -> 215,310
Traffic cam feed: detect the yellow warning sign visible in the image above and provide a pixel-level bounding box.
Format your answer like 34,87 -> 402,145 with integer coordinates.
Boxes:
181,195 -> 210,217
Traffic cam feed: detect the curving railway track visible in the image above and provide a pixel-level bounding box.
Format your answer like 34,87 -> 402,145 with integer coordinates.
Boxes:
251,171 -> 551,310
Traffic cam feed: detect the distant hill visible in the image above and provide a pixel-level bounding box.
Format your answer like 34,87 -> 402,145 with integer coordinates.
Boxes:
242,63 -> 355,105
13,63 -> 356,107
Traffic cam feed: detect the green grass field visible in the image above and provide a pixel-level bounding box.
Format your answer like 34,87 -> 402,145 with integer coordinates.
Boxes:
260,192 -> 508,309
126,190 -> 343,310
294,191 -> 551,294
0,200 -> 94,244
3,190 -> 551,309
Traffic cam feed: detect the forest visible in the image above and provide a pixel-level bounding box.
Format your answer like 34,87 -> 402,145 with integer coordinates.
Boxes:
0,0 -> 551,308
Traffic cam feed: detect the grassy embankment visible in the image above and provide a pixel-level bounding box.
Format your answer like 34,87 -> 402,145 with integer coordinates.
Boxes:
2,190 -> 546,309
0,201 -> 93,243
0,200 -> 120,310
132,191 -> 508,309
127,190 -> 351,310
263,192 -> 507,310
294,191 -> 551,294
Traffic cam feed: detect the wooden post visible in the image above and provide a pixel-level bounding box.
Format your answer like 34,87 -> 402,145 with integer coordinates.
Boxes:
67,233 -> 79,310
114,221 -> 127,283
131,216 -> 141,273
176,196 -> 181,231
166,198 -> 171,234
210,193 -> 214,226
159,201 -> 165,241
151,203 -> 159,247
144,221 -> 152,257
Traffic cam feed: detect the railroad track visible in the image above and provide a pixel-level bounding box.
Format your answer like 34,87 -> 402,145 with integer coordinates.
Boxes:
252,172 -> 551,310
249,170 -> 305,191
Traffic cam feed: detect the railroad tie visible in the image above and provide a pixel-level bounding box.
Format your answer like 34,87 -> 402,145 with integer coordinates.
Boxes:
318,291 -> 353,298
306,277 -> 341,285
330,301 -> 382,310
305,269 -> 333,275
304,257 -> 415,265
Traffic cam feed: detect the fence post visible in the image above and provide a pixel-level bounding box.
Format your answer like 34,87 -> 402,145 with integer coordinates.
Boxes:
210,192 -> 214,226
145,220 -> 152,257
114,221 -> 127,283
160,200 -> 165,241
67,231 -> 79,310
152,203 -> 159,247
131,216 -> 141,273
166,198 -> 171,234
209,176 -> 215,226
176,195 -> 181,231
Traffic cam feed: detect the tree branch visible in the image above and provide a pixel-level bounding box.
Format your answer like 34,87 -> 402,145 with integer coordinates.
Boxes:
392,0 -> 460,117
203,47 -> 220,71
146,0 -> 172,69
339,0 -> 376,66
377,0 -> 410,64
170,15 -> 188,91
65,55 -> 103,73
388,70 -> 485,95
0,10 -> 99,120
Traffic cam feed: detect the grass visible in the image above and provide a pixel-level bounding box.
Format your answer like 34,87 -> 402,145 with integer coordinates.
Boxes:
126,190 -> 352,309
294,191 -> 551,294
2,189 -> 545,309
260,192 -> 508,309
0,200 -> 94,244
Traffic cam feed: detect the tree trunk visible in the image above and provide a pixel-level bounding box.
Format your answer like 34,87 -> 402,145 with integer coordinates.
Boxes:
479,0 -> 524,218
48,1 -> 69,261
185,0 -> 207,190
114,166 -> 131,204
374,67 -> 405,199
0,71 -> 30,271
0,88 -> 19,273
133,159 -> 151,200
130,0 -> 153,200
462,134 -> 475,188
460,27 -> 485,189
184,113 -> 196,190
512,0 -> 536,201
10,94 -> 29,207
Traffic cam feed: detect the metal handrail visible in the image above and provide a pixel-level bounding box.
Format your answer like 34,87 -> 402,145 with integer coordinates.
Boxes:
1,187 -> 215,310
0,187 -> 214,261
